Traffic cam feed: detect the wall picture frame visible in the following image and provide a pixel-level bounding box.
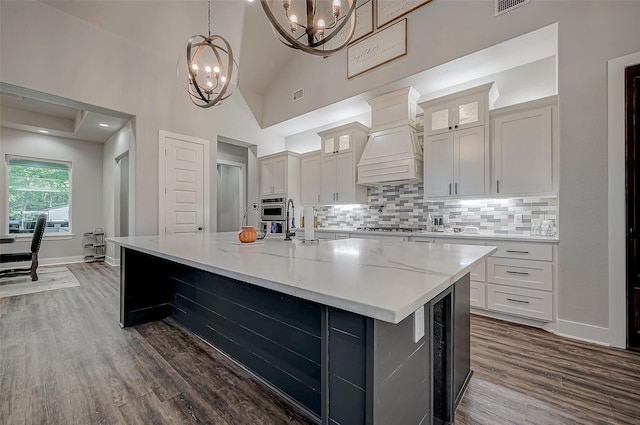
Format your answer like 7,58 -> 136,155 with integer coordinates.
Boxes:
324,0 -> 374,50
376,0 -> 432,29
347,19 -> 407,79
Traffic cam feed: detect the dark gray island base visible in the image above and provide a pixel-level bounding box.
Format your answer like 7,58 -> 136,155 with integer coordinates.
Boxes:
120,247 -> 471,425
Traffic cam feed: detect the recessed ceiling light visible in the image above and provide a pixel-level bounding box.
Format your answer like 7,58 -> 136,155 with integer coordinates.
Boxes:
99,123 -> 110,127
38,130 -> 49,134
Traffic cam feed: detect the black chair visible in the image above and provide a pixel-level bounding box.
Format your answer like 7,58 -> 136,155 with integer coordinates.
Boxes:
0,214 -> 47,281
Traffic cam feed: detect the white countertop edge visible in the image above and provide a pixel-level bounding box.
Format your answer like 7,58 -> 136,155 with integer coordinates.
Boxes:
111,239 -> 496,324
313,227 -> 558,243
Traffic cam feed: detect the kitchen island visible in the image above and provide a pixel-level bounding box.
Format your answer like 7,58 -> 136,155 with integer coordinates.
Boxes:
109,233 -> 496,425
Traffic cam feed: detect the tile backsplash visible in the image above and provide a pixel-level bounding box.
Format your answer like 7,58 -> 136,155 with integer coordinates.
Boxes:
315,183 -> 557,235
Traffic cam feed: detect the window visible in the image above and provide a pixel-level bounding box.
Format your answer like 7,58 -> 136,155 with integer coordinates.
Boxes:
7,156 -> 71,234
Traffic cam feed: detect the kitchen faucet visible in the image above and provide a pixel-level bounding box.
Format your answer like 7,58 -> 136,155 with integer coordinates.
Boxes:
284,199 -> 296,241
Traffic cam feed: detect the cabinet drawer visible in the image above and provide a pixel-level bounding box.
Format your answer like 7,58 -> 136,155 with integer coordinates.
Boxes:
470,260 -> 486,282
492,241 -> 553,261
487,258 -> 552,291
470,281 -> 486,309
487,284 -> 552,321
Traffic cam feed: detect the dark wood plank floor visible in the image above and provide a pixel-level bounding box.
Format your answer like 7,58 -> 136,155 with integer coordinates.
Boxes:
1,262 -> 639,425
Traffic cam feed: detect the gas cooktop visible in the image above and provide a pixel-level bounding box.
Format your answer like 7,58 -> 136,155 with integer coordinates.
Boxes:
356,226 -> 424,233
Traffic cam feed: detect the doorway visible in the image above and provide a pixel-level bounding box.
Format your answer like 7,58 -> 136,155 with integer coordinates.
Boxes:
626,63 -> 640,350
114,152 -> 129,237
217,161 -> 245,232
158,130 -> 210,235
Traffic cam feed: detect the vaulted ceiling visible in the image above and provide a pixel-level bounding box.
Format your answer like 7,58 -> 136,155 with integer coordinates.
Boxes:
3,1 -> 557,144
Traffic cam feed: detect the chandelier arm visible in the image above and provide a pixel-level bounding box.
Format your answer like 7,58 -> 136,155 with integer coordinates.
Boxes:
259,0 -> 356,56
186,37 -> 209,103
210,40 -> 230,100
308,0 -> 355,47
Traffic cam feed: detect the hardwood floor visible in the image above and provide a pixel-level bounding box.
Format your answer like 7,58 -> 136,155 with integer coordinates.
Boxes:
1,262 -> 639,424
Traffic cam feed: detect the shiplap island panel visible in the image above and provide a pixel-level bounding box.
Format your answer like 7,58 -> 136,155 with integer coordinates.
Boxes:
109,233 -> 495,424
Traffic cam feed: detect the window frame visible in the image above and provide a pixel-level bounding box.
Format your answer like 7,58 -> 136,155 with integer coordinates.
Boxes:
4,154 -> 74,240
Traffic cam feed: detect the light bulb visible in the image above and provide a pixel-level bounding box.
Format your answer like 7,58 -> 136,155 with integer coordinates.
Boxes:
221,76 -> 227,83
207,80 -> 213,88
213,66 -> 220,74
317,19 -> 325,38
205,65 -> 212,73
332,0 -> 341,16
290,14 -> 297,32
191,63 -> 198,71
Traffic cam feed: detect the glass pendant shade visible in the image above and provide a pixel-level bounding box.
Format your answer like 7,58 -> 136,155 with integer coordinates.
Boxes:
260,0 -> 357,56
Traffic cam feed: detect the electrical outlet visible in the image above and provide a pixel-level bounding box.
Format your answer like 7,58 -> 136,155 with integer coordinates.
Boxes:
442,214 -> 449,224
514,214 -> 523,225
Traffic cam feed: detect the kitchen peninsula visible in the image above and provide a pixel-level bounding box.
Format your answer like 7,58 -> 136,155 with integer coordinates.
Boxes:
109,233 -> 496,425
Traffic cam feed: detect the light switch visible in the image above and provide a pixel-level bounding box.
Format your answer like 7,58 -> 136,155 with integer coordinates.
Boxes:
413,306 -> 425,343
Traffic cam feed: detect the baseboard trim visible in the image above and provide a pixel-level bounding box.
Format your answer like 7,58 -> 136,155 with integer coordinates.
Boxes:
1,255 -> 84,271
106,256 -> 120,267
553,318 -> 611,347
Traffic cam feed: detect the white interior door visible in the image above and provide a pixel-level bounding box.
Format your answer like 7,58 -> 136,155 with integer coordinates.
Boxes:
159,130 -> 210,235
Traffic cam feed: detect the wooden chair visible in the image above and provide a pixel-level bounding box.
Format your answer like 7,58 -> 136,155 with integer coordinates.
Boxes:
0,214 -> 47,281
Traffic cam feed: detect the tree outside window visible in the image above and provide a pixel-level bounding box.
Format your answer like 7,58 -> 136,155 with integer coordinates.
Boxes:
7,157 -> 71,234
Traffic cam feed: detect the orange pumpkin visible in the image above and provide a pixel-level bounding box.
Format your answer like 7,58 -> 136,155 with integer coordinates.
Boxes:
238,226 -> 257,243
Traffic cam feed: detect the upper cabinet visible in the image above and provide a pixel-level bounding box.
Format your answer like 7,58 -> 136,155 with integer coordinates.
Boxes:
419,83 -> 496,199
491,96 -> 558,197
422,83 -> 499,137
318,122 -> 369,204
259,151 -> 301,203
300,151 -> 321,205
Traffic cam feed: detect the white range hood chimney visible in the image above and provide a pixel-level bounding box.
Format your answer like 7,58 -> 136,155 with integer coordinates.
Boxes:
357,87 -> 423,186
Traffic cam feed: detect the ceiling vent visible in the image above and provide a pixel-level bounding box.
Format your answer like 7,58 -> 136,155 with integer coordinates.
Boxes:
292,88 -> 304,102
495,0 -> 530,16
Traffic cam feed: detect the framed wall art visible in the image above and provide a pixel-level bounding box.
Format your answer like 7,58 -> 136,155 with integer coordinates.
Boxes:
376,0 -> 432,29
347,19 -> 407,79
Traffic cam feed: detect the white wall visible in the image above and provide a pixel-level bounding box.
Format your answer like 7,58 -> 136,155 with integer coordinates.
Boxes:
255,1 -> 640,346
0,1 -> 281,238
103,120 -> 134,263
0,127 -> 103,262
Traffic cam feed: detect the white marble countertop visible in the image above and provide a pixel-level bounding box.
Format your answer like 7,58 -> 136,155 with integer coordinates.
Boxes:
107,232 -> 496,324
313,227 -> 559,243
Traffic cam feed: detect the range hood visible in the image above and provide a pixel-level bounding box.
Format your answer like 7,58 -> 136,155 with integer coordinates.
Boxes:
357,87 -> 423,186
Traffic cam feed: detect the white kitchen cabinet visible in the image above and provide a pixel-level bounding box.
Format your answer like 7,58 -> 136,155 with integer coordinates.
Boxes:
420,84 -> 494,200
259,152 -> 301,205
491,96 -> 558,197
300,151 -> 321,205
421,83 -> 498,137
260,155 -> 286,196
411,236 -> 557,324
318,122 -> 369,204
424,126 -> 487,198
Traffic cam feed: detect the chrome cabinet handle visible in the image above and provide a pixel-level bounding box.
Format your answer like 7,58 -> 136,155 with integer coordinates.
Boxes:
449,183 -> 452,195
336,192 -> 339,201
506,250 -> 530,254
506,270 -> 530,276
317,194 -> 320,202
497,180 -> 500,193
455,182 -> 458,195
506,298 -> 530,304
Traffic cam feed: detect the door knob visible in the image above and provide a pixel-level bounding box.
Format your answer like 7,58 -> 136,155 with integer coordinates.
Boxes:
198,227 -> 203,231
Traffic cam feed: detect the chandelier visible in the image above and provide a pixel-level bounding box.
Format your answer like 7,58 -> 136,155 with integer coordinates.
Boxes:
259,0 -> 357,56
178,0 -> 238,108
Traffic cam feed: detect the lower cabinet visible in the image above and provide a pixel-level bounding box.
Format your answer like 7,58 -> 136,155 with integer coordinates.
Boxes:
486,284 -> 553,321
470,281 -> 486,309
410,236 -> 557,324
